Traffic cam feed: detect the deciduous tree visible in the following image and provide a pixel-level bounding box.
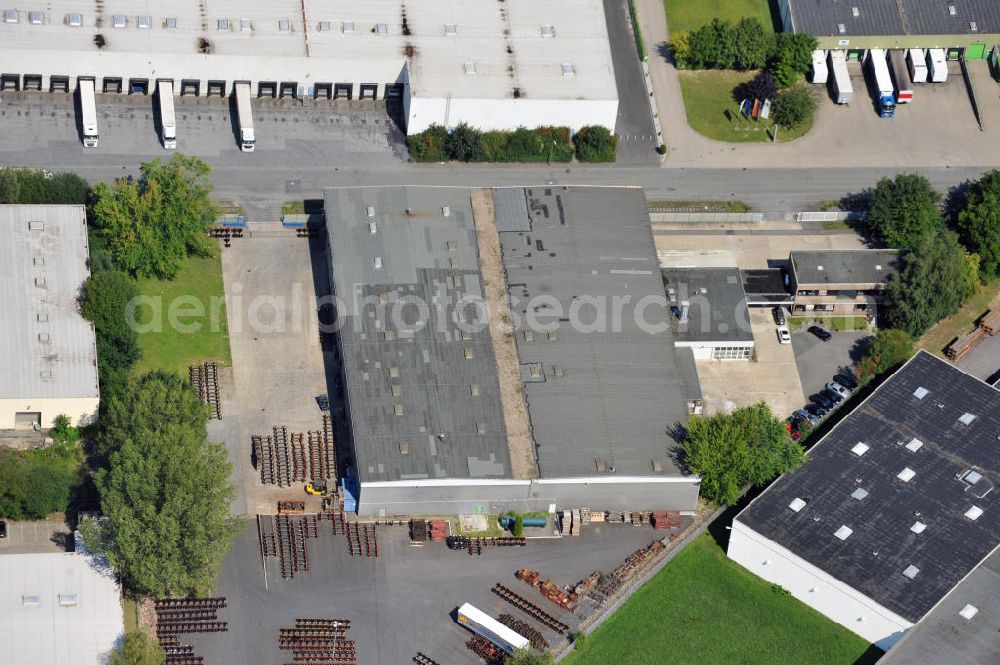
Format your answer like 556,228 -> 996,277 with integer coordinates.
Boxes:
85,372 -> 241,597
866,174 -> 944,248
857,329 -> 915,383
733,18 -> 770,70
771,84 -> 817,129
957,169 -> 1000,278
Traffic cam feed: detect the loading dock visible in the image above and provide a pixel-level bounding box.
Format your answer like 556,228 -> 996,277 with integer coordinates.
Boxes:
315,82 -> 333,99
207,80 -> 227,97
385,83 -> 404,99
279,81 -> 297,98
180,79 -> 200,96
23,74 -> 42,91
258,81 -> 277,98
359,83 -> 378,100
334,83 -> 353,100
49,75 -> 69,92
102,77 -> 122,94
129,78 -> 149,94
1,73 -> 20,90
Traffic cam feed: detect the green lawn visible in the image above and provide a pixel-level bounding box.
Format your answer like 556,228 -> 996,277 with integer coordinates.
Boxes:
133,254 -> 232,377
788,315 -> 869,333
665,0 -> 777,35
679,71 -> 814,143
565,534 -> 875,665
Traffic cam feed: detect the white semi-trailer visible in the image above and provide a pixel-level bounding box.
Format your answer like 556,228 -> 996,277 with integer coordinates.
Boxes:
157,80 -> 177,149
456,604 -> 529,655
78,78 -> 98,148
234,82 -> 255,152
811,49 -> 828,84
927,48 -> 948,83
908,48 -> 928,83
828,50 -> 853,104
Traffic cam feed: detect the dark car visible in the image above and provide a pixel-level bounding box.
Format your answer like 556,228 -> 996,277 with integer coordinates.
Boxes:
811,392 -> 834,409
808,325 -> 833,341
772,307 -> 786,326
806,403 -> 829,418
834,373 -> 859,390
0,520 -> 6,538
821,388 -> 844,404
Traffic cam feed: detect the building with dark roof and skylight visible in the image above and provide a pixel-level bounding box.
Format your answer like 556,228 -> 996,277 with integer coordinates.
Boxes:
727,351 -> 999,651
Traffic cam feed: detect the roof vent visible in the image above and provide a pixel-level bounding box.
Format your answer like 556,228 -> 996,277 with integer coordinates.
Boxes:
35,277 -> 46,287
366,205 -> 376,218
393,404 -> 405,416
33,256 -> 45,266
965,505 -> 983,520
541,24 -> 555,38
561,63 -> 576,76
913,386 -> 929,399
851,487 -> 868,500
875,264 -> 882,270
67,12 -> 83,26
444,22 -> 457,36
38,332 -> 50,342
58,594 -> 77,607
136,15 -> 151,29
112,14 -> 126,28
902,565 -> 920,580
318,21 -> 331,32
29,10 -> 43,24
165,17 -> 177,29
958,412 -> 976,426
837,23 -> 846,34
399,441 -> 411,455
834,525 -> 853,540
4,9 -> 18,23
910,521 -> 926,534
373,257 -> 383,270
442,205 -> 451,217
970,21 -> 978,32
851,7 -> 860,17
851,442 -> 869,456
948,3 -> 957,15
897,467 -> 916,482
816,265 -> 824,271
342,20 -> 355,33
239,17 -> 252,32
961,469 -> 983,485
464,62 -> 477,75
788,497 -> 807,512
217,18 -> 230,31
959,604 -> 978,620
376,23 -> 389,35
904,438 -> 923,452
278,18 -> 291,31
28,220 -> 45,231
37,313 -> 48,322
476,422 -> 487,434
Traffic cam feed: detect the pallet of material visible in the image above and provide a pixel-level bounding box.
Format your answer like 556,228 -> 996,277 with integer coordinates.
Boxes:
428,520 -> 449,542
409,519 -> 427,545
589,511 -> 606,523
650,511 -> 682,530
278,501 -> 306,515
981,309 -> 1000,335
946,327 -> 985,361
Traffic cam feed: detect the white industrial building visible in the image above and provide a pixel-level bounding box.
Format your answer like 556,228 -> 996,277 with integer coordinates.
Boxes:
0,534 -> 124,665
0,0 -> 618,133
728,352 -> 1000,651
0,205 -> 99,430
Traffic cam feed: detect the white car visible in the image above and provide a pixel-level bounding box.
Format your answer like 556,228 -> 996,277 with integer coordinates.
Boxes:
826,381 -> 851,398
777,327 -> 791,344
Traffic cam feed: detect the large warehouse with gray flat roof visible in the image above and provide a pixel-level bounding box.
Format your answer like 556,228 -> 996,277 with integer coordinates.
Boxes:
779,0 -> 1000,51
728,351 -> 1000,651
0,0 -> 617,133
324,186 -> 701,516
0,205 -> 99,430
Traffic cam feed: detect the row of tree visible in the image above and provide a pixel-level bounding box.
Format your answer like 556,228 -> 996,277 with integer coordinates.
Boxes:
864,171 -> 1000,337
671,19 -> 817,86
408,124 -> 618,163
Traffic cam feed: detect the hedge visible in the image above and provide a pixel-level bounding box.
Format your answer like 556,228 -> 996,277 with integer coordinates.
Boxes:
408,124 -> 614,163
0,168 -> 89,204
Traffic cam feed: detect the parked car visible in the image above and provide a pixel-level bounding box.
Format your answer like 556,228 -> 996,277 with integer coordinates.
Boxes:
821,388 -> 844,404
793,409 -> 820,426
806,403 -> 829,418
834,373 -> 859,390
826,381 -> 851,399
777,327 -> 791,344
0,520 -> 6,538
772,307 -> 786,326
808,325 -> 833,341
811,392 -> 835,409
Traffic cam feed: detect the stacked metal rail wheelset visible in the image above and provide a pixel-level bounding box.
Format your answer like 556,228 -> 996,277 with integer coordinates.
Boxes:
279,618 -> 356,665
491,584 -> 569,634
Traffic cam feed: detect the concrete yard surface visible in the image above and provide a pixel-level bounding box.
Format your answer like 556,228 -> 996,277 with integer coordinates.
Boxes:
189,519 -> 685,665
0,518 -> 72,555
695,308 -> 805,418
793,329 -> 871,401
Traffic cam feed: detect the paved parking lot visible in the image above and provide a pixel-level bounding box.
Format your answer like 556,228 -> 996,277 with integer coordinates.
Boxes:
792,329 -> 871,402
695,308 -> 805,418
190,519 -> 680,665
0,518 -> 72,554
0,91 -> 406,168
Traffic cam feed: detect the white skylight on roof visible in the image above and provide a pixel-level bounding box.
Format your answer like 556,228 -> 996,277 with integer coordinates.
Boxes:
318,21 -> 331,32
218,18 -> 230,30
851,442 -> 869,456
897,467 -> 916,482
541,24 -> 555,38
965,505 -> 983,520
165,17 -> 177,28
58,594 -> 77,606
464,62 -> 476,75
29,10 -> 43,24
834,525 -> 853,540
4,9 -> 18,23
376,23 -> 389,34
342,20 -> 355,33
788,497 -> 807,512
913,386 -> 929,399
444,22 -> 457,36
958,412 -> 977,426
562,63 -> 576,76
239,17 -> 251,32
959,604 -> 979,620
136,15 -> 151,29
963,469 -> 984,485
278,18 -> 290,31
902,565 -> 920,579
851,488 -> 868,500
112,14 -> 126,28
905,438 -> 923,452
910,521 -> 926,534
67,12 -> 82,26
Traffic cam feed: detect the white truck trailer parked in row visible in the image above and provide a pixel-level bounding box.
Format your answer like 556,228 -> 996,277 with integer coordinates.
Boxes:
811,49 -> 828,84
234,81 -> 255,152
927,48 -> 948,83
828,50 -> 853,104
157,80 -> 177,149
908,48 -> 928,83
889,50 -> 913,103
78,78 -> 98,148
867,49 -> 896,118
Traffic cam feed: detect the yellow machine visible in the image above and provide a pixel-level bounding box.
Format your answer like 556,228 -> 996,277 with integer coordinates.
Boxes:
305,480 -> 327,496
